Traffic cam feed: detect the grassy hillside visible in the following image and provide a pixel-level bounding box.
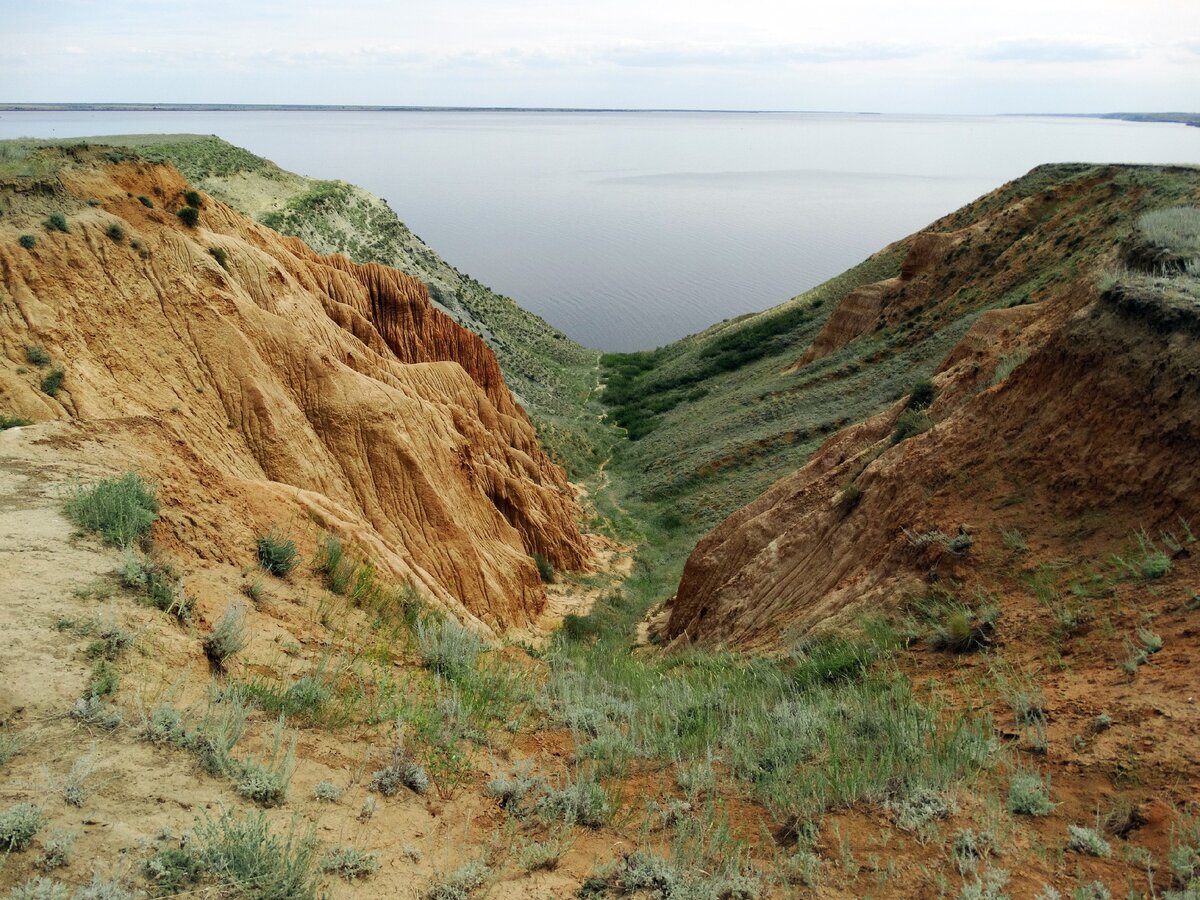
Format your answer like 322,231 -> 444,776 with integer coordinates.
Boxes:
601,163 -> 1200,530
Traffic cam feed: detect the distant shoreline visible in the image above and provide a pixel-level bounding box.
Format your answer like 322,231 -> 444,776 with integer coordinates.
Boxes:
0,104 -> 1196,124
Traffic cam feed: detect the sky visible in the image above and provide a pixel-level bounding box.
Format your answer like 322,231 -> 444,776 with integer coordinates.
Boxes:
3,1 -> 1198,113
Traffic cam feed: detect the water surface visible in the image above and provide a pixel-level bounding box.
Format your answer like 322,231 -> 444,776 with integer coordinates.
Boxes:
2,110 -> 1196,350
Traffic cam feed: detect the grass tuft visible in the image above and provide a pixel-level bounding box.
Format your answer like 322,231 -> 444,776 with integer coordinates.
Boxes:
257,527 -> 299,577
64,472 -> 159,547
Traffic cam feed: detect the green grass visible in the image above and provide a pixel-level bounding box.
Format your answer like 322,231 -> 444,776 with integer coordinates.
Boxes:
24,345 -> 51,367
257,527 -> 299,576
1137,206 -> 1200,266
39,367 -> 65,397
64,472 -> 159,547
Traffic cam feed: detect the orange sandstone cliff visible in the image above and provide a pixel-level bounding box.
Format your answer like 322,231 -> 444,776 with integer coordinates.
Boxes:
0,147 -> 588,634
668,165 -> 1200,649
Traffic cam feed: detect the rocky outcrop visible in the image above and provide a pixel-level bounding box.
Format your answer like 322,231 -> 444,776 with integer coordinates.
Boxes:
0,149 -> 588,634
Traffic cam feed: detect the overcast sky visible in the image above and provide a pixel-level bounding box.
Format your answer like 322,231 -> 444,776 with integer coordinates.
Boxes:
4,1 -> 1198,112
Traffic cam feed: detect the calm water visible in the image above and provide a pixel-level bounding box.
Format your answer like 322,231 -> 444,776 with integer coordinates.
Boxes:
3,110 -> 1197,350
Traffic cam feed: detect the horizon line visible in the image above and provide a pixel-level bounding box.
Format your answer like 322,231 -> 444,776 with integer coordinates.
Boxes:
1,102 -> 1196,118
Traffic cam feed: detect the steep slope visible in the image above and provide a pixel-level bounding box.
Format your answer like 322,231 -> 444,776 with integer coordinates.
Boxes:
86,134 -> 613,475
0,144 -> 587,633
601,164 -> 1200,531
665,164 -> 1200,648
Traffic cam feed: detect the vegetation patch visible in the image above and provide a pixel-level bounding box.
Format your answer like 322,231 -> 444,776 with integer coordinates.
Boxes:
64,472 -> 159,547
0,803 -> 45,851
146,809 -> 320,899
257,527 -> 299,577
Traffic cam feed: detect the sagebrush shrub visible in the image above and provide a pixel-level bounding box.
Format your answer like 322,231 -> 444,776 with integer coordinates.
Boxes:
1067,824 -> 1111,858
203,602 -> 249,668
0,803 -> 45,850
1008,771 -> 1054,816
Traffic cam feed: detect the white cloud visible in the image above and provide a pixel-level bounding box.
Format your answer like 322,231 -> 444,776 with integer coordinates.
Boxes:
2,1 -> 1198,111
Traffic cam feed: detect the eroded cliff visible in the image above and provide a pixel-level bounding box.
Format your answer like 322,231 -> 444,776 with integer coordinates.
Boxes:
667,165 -> 1200,649
0,146 -> 588,634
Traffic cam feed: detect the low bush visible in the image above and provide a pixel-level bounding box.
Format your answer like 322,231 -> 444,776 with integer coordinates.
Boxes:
837,482 -> 863,515
1008,771 -> 1054,816
177,206 -> 200,227
369,721 -> 430,796
120,549 -> 193,619
7,877 -> 70,900
891,409 -> 932,444
0,803 -> 45,851
1066,824 -> 1111,858
486,764 -> 545,816
536,769 -> 609,828
208,246 -> 229,269
184,190 -> 204,208
18,234 -> 36,250
87,659 -> 119,699
312,779 -> 342,802
320,847 -> 381,880
0,415 -> 33,430
37,829 -> 76,870
43,212 -> 68,233
257,528 -> 299,577
906,379 -> 936,410
0,731 -> 25,768
65,472 -> 158,547
534,552 -> 555,583
70,696 -> 123,729
105,223 -> 125,242
137,195 -> 154,208
39,367 -> 65,397
422,860 -> 490,900
24,345 -> 51,367
233,716 -> 296,807
203,602 -> 249,669
416,616 -> 484,681
24,344 -> 51,367
562,612 -> 602,642
192,809 -> 320,899
929,601 -> 998,653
